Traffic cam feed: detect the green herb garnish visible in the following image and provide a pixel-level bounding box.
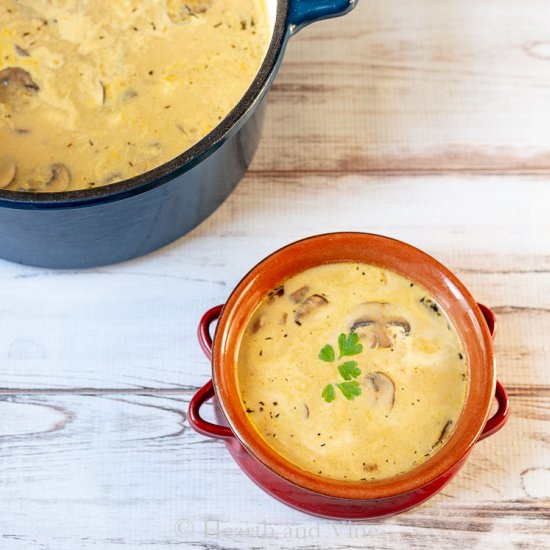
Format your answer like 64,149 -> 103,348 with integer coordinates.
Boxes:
336,381 -> 362,400
319,333 -> 365,402
321,384 -> 336,403
318,344 -> 335,363
338,332 -> 363,358
337,360 -> 361,381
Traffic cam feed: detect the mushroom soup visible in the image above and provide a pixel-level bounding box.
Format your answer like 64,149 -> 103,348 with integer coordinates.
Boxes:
0,0 -> 269,191
236,262 -> 468,481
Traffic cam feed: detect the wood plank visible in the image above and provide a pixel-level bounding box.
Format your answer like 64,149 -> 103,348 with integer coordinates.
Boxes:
0,176 -> 550,389
1,1 -> 549,546
0,392 -> 548,549
0,175 -> 547,390
252,0 -> 550,173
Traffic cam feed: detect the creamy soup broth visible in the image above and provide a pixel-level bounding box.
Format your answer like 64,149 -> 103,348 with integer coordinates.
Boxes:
236,262 -> 468,481
0,0 -> 269,191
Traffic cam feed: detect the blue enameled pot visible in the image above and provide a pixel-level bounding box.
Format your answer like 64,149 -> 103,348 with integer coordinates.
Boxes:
0,0 -> 357,268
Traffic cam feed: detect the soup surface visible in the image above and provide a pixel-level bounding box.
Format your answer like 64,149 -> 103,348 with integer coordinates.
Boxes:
236,262 -> 468,481
0,0 -> 269,191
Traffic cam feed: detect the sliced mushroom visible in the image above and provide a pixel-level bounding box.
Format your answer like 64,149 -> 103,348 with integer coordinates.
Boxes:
290,285 -> 309,303
433,419 -> 453,448
15,45 -> 30,57
0,159 -> 17,189
0,67 -> 39,103
252,315 -> 266,333
267,285 -> 284,303
294,294 -> 328,324
362,371 -> 396,413
420,296 -> 442,317
349,302 -> 411,348
27,164 -> 72,192
278,312 -> 288,326
167,0 -> 213,22
44,164 -> 72,192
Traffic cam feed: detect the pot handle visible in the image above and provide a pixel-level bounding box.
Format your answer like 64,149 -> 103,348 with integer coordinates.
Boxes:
288,0 -> 358,35
188,304 -> 234,440
476,303 -> 510,441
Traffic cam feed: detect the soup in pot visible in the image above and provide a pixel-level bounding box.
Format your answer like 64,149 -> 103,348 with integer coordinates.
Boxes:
236,262 -> 468,481
0,0 -> 270,191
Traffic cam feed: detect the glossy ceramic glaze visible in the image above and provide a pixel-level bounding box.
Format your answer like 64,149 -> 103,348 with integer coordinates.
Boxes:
0,1 -> 357,268
188,233 -> 510,519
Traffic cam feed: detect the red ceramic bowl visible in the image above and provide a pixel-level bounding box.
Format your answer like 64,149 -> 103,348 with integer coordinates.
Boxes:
188,233 -> 510,519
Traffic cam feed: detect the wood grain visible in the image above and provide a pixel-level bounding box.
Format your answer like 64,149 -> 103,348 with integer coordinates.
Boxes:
0,393 -> 548,549
1,1 -> 549,548
252,0 -> 550,174
0,176 -> 547,391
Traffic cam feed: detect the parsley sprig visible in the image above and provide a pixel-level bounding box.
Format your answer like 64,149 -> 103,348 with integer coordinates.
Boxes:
338,332 -> 363,358
321,384 -> 336,403
319,333 -> 364,402
338,361 -> 361,381
336,381 -> 362,400
318,345 -> 335,363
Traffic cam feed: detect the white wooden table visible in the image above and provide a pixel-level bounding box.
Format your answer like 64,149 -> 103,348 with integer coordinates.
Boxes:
1,1 -> 549,548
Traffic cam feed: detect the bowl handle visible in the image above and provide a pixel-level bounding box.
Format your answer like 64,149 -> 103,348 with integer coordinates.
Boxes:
288,0 -> 358,35
477,302 -> 497,339
476,303 -> 510,441
477,380 -> 510,441
188,379 -> 234,440
197,304 -> 224,360
188,304 -> 234,440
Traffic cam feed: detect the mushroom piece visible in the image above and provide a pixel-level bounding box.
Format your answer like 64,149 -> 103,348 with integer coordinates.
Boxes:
167,0 -> 213,22
267,285 -> 284,303
44,163 -> 72,192
294,294 -> 328,324
362,371 -> 396,413
251,314 -> 266,333
349,302 -> 411,348
433,419 -> 453,448
290,285 -> 309,303
15,45 -> 30,57
0,67 -> 39,103
420,296 -> 442,317
0,159 -> 17,189
27,164 -> 72,192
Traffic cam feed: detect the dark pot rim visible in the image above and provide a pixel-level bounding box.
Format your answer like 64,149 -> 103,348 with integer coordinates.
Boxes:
0,1 -> 289,210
